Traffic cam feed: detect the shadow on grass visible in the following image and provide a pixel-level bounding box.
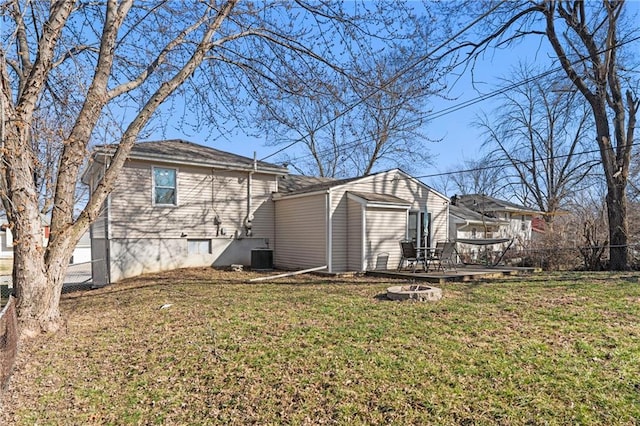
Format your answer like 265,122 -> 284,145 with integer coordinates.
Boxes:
373,292 -> 393,301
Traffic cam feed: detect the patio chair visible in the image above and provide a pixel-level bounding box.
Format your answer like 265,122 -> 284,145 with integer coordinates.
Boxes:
397,240 -> 425,272
426,241 -> 457,272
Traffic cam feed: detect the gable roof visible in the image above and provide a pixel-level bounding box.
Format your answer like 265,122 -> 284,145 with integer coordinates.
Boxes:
92,139 -> 288,175
454,194 -> 540,215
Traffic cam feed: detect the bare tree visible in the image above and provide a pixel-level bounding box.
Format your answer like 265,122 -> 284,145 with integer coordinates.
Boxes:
443,156 -> 507,198
0,1 -> 400,336
448,0 -> 639,270
257,8 -> 453,177
476,66 -> 600,221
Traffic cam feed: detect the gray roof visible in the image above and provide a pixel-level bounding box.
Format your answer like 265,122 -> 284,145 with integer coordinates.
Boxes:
454,194 -> 540,215
278,175 -> 340,193
449,204 -> 505,225
277,174 -> 365,195
348,191 -> 411,205
94,139 -> 288,174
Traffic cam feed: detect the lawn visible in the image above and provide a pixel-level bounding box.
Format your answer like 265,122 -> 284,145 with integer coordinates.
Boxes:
1,268 -> 639,425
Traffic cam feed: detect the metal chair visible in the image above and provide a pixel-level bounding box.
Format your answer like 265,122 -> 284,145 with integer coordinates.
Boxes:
426,241 -> 457,272
397,240 -> 425,272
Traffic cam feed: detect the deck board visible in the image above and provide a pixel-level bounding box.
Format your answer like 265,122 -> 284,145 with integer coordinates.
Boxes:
367,264 -> 541,284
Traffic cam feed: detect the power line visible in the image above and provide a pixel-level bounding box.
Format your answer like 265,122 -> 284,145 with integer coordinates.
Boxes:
259,12 -> 640,169
259,1 -> 506,161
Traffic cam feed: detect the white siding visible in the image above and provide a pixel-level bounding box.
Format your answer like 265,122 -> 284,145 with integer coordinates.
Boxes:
273,170 -> 448,273
365,208 -> 406,271
250,174 -> 277,244
274,194 -> 326,270
98,160 -> 279,281
328,171 -> 448,272
347,198 -> 363,271
108,162 -> 277,240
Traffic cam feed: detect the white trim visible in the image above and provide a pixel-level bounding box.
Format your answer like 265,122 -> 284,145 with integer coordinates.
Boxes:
361,203 -> 366,271
151,166 -> 179,207
326,191 -> 332,273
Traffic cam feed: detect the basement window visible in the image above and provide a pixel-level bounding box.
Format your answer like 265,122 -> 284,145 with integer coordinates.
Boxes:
188,239 -> 211,255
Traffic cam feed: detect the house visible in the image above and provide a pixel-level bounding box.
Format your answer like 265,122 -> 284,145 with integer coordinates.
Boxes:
448,202 -> 511,263
70,231 -> 92,264
82,139 -> 450,283
450,194 -> 541,257
274,170 -> 450,273
82,139 -> 288,285
0,215 -> 89,282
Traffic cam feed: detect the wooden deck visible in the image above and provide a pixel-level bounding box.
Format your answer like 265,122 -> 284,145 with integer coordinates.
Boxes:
367,264 -> 541,284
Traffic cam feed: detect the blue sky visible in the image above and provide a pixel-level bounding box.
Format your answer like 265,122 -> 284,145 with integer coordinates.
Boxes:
154,2 -> 640,189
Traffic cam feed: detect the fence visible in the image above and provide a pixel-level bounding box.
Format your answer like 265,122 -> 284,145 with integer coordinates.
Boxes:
0,259 -> 108,297
0,296 -> 18,396
457,243 -> 640,271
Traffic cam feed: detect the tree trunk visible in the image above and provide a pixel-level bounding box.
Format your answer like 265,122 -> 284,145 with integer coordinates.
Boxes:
606,182 -> 629,270
12,218 -> 65,337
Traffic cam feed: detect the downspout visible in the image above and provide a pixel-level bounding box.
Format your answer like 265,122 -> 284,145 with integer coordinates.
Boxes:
243,153 -> 256,237
105,193 -> 112,285
445,201 -> 450,242
361,203 -> 366,272
103,158 -> 112,285
326,190 -> 332,273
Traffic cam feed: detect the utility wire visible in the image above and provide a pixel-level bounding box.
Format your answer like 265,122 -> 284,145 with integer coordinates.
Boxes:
259,1 -> 507,161
280,32 -> 640,169
260,14 -> 640,169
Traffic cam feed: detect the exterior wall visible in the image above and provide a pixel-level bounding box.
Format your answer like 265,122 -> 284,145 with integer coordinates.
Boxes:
346,198 -> 363,271
71,247 -> 92,264
365,208 -> 406,271
90,237 -> 109,286
90,159 -> 279,282
107,236 -> 268,282
274,193 -> 327,270
328,171 -> 448,272
505,214 -> 533,247
107,162 -> 274,239
454,223 -> 503,262
0,232 -> 12,259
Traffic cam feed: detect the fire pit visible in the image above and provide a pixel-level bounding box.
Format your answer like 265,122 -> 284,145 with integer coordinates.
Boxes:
386,285 -> 442,302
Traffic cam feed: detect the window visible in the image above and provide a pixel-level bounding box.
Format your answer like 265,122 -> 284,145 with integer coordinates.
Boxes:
408,211 -> 430,247
188,239 -> 211,255
471,227 -> 477,238
153,167 -> 176,205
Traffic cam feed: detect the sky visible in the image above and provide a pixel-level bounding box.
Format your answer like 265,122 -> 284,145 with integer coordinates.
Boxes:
154,2 -> 640,192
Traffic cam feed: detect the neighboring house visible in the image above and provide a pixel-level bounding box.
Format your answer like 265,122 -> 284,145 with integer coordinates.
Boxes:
0,214 -> 90,265
83,140 -> 450,282
451,194 -> 541,249
82,139 -> 288,285
274,170 -> 450,273
70,231 -> 92,264
0,214 -> 50,259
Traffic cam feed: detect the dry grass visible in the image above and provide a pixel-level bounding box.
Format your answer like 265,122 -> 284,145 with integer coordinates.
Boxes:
2,268 -> 640,425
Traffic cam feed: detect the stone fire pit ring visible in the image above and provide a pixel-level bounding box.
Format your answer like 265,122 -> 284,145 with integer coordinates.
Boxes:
386,285 -> 442,302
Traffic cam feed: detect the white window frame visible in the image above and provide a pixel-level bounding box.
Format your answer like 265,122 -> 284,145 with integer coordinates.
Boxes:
187,239 -> 212,255
152,166 -> 178,206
